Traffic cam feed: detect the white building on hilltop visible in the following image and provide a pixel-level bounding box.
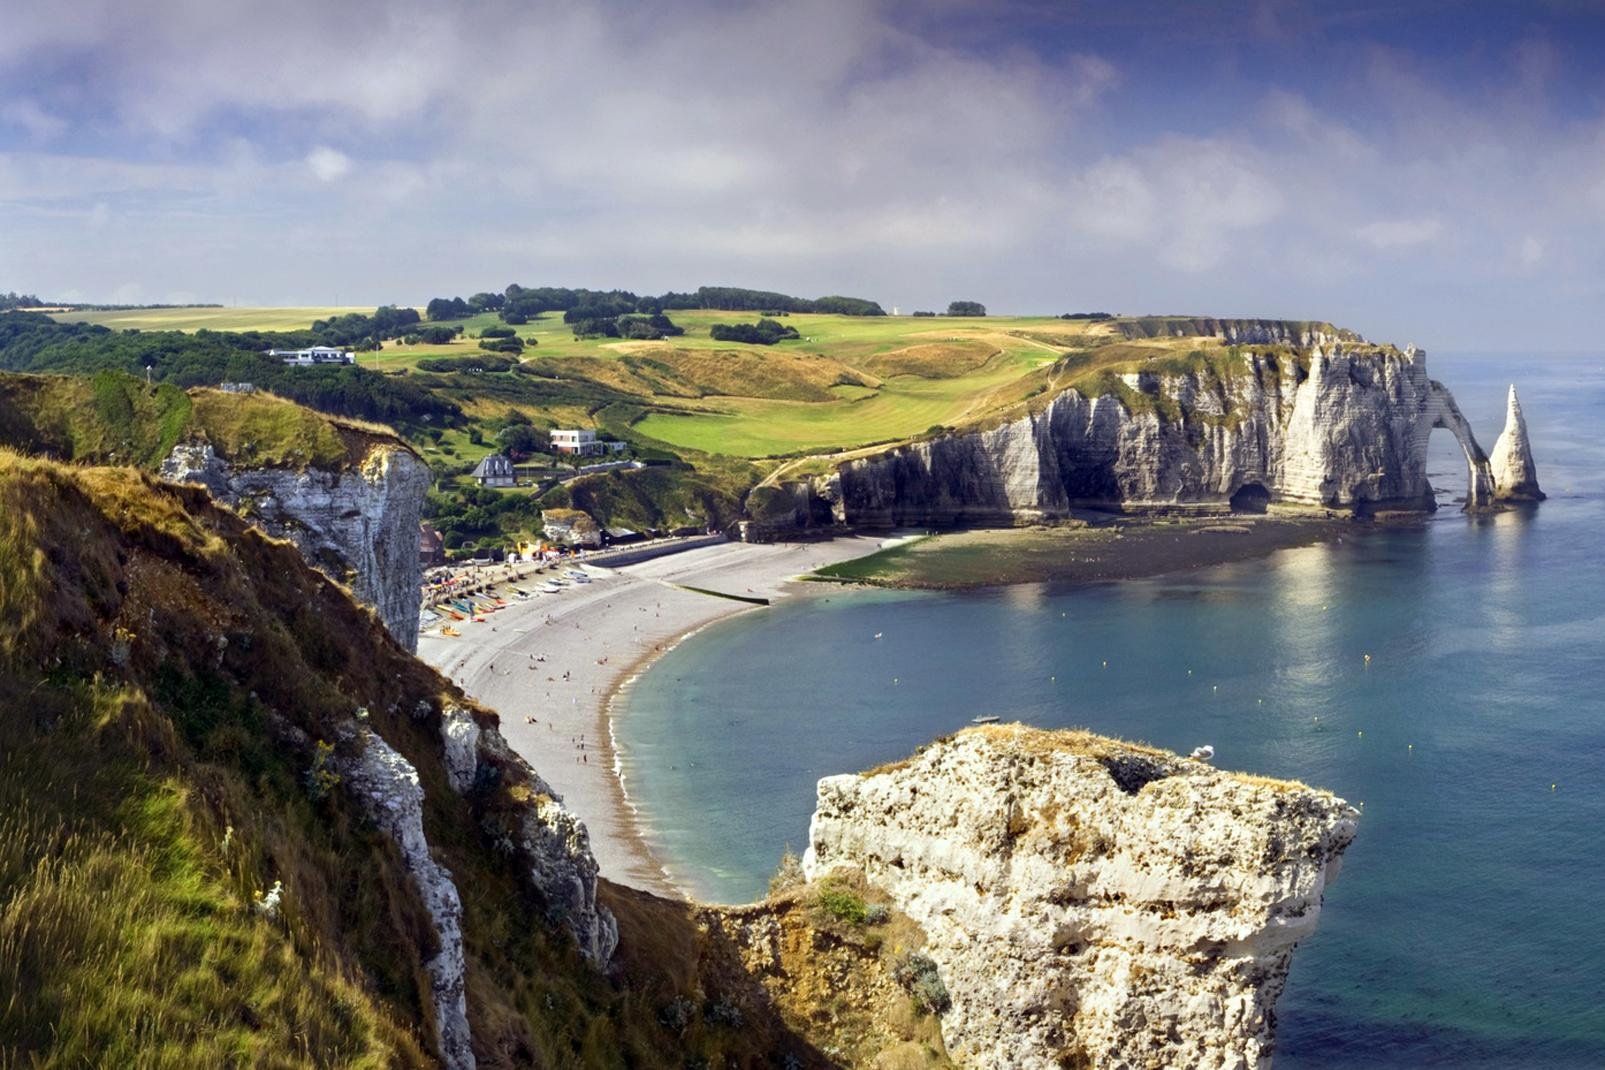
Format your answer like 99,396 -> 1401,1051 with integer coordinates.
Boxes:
267,346 -> 354,366
550,429 -> 627,457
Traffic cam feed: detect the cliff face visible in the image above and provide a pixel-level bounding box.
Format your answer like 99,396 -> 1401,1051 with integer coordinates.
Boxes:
809,344 -> 1511,526
160,440 -> 429,649
804,726 -> 1358,1070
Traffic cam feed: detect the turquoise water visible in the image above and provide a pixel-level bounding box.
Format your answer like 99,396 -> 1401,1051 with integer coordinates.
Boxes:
616,354 -> 1605,1067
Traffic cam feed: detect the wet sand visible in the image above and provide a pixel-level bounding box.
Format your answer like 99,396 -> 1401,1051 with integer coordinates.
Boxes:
812,517 -> 1361,590
415,536 -> 889,895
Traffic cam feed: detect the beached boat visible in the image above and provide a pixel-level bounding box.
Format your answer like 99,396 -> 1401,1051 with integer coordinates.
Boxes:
540,583 -> 561,594
440,625 -> 460,637
971,715 -> 1000,725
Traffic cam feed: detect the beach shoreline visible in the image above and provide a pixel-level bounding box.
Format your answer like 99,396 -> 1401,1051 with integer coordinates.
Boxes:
420,519 -> 1362,901
416,536 -> 892,898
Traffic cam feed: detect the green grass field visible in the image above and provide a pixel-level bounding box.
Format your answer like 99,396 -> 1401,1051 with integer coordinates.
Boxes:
49,306 -> 375,332
38,305 -> 1165,461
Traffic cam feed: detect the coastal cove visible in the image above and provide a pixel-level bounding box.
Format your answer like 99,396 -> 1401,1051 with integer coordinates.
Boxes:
614,353 -> 1605,1067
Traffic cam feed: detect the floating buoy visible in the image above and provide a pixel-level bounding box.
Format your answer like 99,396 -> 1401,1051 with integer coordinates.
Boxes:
1408,743 -> 1414,751
1357,730 -> 1364,737
1552,783 -> 1557,791
1187,669 -> 1193,675
1050,675 -> 1056,683
893,677 -> 899,684
873,632 -> 883,640
1364,653 -> 1372,664
1212,685 -> 1218,692
1102,660 -> 1108,668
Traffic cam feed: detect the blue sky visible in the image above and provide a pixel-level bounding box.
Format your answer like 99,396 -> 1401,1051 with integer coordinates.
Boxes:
5,0 -> 1605,348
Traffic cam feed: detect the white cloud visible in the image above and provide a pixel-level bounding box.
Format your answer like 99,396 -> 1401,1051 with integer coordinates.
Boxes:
1356,218 -> 1443,249
305,146 -> 352,183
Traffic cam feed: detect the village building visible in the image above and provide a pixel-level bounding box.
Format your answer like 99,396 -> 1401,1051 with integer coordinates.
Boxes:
266,346 -> 355,366
418,522 -> 446,566
550,428 -> 628,457
470,453 -> 516,487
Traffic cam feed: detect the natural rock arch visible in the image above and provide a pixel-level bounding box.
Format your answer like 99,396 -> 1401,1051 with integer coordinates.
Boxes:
1421,381 -> 1494,510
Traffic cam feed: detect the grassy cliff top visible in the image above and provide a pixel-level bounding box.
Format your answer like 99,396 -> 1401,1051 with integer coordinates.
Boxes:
0,451 -> 946,1067
0,370 -> 412,471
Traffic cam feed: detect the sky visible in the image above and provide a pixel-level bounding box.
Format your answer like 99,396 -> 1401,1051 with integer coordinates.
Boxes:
6,0 -> 1605,349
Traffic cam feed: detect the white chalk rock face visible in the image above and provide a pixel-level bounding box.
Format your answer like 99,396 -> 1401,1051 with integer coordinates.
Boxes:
439,703 -> 483,795
803,726 -> 1359,1070
473,727 -> 619,964
783,329 -> 1540,525
340,727 -> 475,1070
160,441 -> 429,649
1490,385 -> 1544,501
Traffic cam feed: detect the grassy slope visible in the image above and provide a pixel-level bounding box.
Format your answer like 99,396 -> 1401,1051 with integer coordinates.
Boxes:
0,452 -> 950,1067
0,370 -> 406,471
31,307 -> 1380,534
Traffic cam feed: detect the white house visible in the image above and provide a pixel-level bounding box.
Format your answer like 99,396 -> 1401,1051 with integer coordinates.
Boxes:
471,453 -> 516,487
267,346 -> 354,366
550,428 -> 627,457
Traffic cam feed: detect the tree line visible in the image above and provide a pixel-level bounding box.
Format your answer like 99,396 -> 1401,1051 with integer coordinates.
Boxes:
0,311 -> 458,427
424,284 -> 886,325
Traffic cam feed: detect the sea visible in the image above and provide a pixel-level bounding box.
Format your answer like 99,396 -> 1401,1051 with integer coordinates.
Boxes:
614,353 -> 1605,1068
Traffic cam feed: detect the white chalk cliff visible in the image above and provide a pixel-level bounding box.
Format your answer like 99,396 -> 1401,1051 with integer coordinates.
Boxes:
768,328 -> 1540,527
803,726 -> 1359,1070
1489,385 -> 1544,501
160,440 -> 429,649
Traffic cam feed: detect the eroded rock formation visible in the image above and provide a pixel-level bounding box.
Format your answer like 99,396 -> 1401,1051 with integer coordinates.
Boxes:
1490,385 -> 1544,501
160,440 -> 429,649
803,725 -> 1359,1070
339,723 -> 475,1070
765,335 -> 1539,528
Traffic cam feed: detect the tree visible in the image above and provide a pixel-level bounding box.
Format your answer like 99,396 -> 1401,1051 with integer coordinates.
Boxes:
945,301 -> 986,317
497,423 -> 543,456
425,296 -> 471,320
709,318 -> 800,345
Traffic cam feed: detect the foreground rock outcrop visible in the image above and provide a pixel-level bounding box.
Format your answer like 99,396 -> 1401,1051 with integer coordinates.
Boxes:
804,725 -> 1359,1069
161,438 -> 429,649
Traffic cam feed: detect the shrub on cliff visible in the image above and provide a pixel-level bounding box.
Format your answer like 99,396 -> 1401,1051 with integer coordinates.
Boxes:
892,953 -> 951,1014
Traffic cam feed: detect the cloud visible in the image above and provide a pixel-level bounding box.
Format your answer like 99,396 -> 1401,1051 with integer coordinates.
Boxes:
3,1 -> 1605,346
1356,218 -> 1443,250
0,100 -> 67,140
305,147 -> 352,183
1068,140 -> 1284,271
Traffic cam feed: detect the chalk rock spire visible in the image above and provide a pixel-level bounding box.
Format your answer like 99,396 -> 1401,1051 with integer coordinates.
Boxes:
1490,384 -> 1544,501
